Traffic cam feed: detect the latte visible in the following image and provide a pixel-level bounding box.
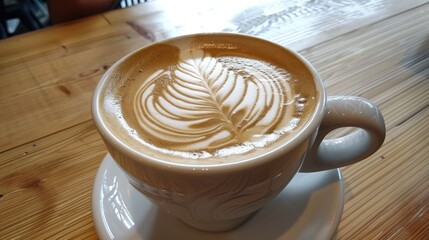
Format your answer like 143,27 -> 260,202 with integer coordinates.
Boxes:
99,35 -> 317,163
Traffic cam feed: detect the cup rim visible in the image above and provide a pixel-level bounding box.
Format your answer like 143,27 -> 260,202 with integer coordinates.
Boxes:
92,32 -> 326,173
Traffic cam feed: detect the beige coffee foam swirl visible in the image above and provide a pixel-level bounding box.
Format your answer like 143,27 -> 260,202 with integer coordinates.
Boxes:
132,49 -> 303,156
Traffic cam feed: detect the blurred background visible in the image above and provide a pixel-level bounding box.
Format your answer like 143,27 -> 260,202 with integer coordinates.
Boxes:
0,0 -> 150,39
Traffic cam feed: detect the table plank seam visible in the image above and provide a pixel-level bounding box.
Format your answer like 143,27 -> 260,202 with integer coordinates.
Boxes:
0,119 -> 95,155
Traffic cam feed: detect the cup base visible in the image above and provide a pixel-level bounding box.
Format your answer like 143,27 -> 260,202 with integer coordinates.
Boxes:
178,211 -> 256,232
128,177 -> 258,232
92,153 -> 344,239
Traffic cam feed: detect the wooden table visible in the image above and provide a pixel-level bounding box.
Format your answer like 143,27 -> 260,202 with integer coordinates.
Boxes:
1,0 -> 428,239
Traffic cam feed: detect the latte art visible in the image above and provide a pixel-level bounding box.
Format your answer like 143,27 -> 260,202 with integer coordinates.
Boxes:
100,36 -> 317,162
133,49 -> 303,154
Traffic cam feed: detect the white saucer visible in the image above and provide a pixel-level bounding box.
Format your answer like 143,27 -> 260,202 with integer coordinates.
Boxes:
92,154 -> 344,240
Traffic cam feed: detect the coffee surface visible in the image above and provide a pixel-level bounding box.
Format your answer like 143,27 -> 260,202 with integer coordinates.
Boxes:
100,35 -> 317,163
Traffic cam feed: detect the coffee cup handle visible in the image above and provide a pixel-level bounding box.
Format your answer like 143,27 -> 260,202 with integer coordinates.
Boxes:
300,96 -> 386,172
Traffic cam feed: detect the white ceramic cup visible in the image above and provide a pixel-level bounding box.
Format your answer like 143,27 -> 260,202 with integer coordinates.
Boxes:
92,33 -> 385,232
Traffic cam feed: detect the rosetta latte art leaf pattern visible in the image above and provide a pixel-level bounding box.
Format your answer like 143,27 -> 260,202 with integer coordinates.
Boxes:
134,50 -> 297,152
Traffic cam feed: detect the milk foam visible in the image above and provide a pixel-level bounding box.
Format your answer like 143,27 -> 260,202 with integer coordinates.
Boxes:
132,49 -> 302,154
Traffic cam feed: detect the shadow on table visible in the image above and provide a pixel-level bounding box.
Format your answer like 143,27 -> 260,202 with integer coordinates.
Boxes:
401,34 -> 429,78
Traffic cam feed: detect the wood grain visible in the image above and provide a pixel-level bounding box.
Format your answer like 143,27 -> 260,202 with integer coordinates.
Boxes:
339,107 -> 429,239
0,24 -> 151,152
0,0 -> 428,239
0,120 -> 104,239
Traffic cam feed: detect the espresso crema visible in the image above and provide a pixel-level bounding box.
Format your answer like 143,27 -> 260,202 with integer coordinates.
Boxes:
100,36 -> 317,163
